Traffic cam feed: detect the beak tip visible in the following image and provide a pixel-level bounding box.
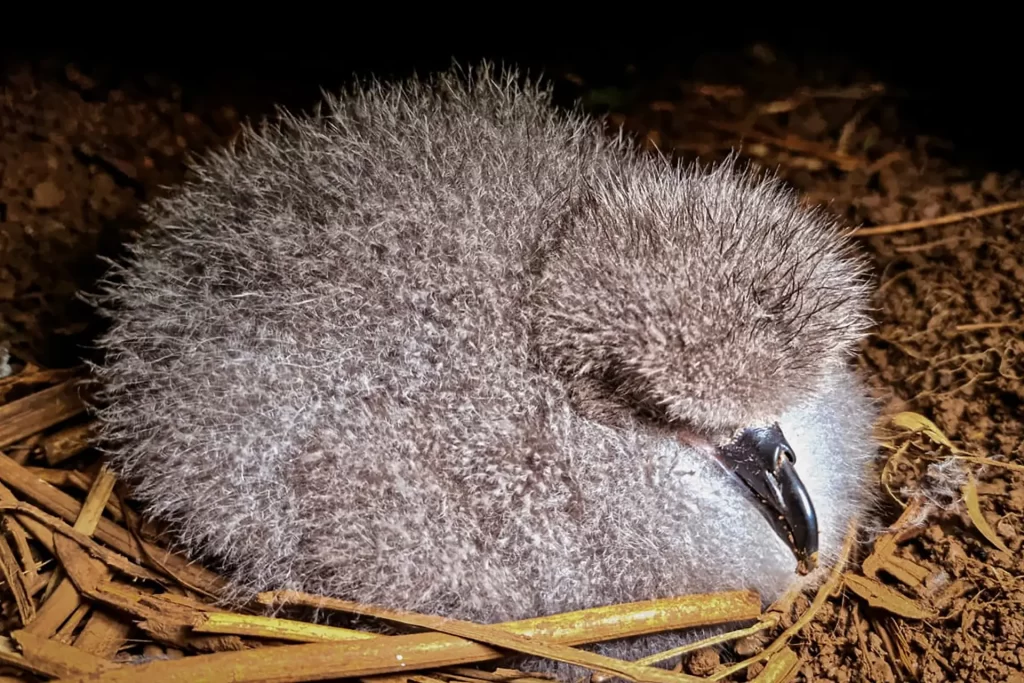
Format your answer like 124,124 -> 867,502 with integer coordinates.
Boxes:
796,550 -> 819,576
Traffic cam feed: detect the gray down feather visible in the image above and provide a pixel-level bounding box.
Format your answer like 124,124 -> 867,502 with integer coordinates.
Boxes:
87,62 -> 881,673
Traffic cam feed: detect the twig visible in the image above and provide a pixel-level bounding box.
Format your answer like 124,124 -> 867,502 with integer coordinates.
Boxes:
634,617 -> 779,666
706,121 -> 864,171
954,321 -> 1024,333
190,611 -> 378,644
849,200 -> 1024,237
261,589 -> 762,647
251,596 -> 705,683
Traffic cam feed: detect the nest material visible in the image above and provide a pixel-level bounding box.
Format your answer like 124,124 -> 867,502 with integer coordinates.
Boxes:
0,353 -> 1004,683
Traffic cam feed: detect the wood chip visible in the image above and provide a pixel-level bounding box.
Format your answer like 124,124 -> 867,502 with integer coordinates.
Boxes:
0,379 -> 87,450
11,629 -> 121,678
56,603 -> 92,644
42,422 -> 95,466
74,607 -> 134,658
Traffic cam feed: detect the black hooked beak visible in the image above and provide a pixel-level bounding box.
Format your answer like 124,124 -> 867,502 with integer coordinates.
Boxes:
715,423 -> 819,574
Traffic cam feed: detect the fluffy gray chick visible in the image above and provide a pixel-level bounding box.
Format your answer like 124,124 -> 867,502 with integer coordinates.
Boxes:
88,62 -> 879,672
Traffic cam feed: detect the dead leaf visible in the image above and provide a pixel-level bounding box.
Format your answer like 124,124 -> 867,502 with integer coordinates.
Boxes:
962,475 -> 1012,554
843,573 -> 936,620
888,412 -> 960,452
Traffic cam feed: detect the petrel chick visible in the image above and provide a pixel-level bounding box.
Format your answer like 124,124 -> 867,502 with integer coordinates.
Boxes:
87,62 -> 880,672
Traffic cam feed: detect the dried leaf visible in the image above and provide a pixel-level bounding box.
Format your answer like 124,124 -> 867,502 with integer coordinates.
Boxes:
692,522 -> 858,683
41,587 -> 763,683
888,412 -> 959,452
862,502 -> 931,591
962,475 -> 1012,554
842,574 -> 936,620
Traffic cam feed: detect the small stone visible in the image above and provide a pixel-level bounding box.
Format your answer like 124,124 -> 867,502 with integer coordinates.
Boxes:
32,180 -> 65,209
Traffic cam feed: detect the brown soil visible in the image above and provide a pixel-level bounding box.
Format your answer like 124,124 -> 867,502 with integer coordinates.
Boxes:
0,47 -> 1021,682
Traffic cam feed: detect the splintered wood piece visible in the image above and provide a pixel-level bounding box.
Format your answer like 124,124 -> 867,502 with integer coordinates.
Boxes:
0,452 -> 226,595
11,629 -> 121,678
3,501 -> 166,584
26,580 -> 83,638
0,481 -> 43,612
24,467 -> 117,638
4,513 -> 39,576
260,589 -> 762,646
42,422 -> 95,466
0,365 -> 80,403
55,603 -> 91,644
0,531 -> 34,623
0,380 -> 87,450
54,545 -> 246,653
74,607 -> 134,658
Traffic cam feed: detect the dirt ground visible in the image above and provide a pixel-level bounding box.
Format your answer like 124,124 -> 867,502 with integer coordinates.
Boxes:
0,46 -> 1022,682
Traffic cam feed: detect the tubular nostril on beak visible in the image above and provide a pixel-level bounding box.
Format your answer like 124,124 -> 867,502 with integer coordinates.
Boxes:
713,422 -> 819,574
